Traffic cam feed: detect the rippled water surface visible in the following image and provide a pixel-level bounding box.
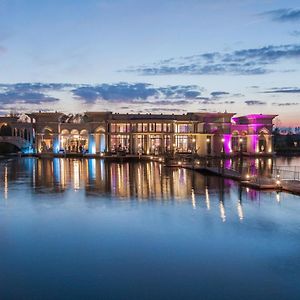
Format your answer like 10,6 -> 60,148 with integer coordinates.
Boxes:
1,157 -> 300,299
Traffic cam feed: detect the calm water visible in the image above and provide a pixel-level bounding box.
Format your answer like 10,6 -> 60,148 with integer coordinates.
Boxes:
1,158 -> 300,299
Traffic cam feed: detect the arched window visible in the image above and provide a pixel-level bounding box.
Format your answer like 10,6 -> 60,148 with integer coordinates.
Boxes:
61,129 -> 70,135
70,129 -> 79,135
80,129 -> 88,136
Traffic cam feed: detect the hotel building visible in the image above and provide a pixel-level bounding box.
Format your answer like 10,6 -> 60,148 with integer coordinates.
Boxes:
0,111 -> 276,156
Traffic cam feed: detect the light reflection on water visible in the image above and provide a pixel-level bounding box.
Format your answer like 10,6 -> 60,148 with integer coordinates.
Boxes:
1,158 -> 300,299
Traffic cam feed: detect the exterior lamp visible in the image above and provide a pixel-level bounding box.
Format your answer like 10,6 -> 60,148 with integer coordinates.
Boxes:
276,180 -> 281,186
206,138 -> 210,143
239,138 -> 243,143
192,138 -> 196,143
178,161 -> 182,166
221,138 -> 225,143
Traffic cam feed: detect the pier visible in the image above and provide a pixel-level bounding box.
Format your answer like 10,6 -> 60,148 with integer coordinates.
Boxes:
164,156 -> 300,195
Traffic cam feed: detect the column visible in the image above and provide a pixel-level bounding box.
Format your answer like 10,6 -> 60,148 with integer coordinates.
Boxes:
88,134 -> 96,154
53,134 -> 60,153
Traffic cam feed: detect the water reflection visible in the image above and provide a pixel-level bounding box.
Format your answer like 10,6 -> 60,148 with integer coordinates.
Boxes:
1,157 -> 297,223
29,158 -> 233,201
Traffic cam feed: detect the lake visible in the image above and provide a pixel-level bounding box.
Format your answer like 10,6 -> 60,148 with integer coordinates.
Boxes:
0,157 -> 300,299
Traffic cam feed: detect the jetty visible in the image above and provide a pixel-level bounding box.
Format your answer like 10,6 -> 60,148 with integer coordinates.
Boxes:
164,156 -> 300,195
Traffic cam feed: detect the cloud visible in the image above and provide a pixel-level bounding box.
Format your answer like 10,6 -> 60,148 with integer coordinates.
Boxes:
291,30 -> 300,36
263,87 -> 300,93
210,91 -> 230,97
71,83 -> 203,104
123,44 -> 300,76
262,8 -> 300,22
0,82 -> 235,110
0,83 -> 60,105
272,102 -> 299,106
245,100 -> 267,106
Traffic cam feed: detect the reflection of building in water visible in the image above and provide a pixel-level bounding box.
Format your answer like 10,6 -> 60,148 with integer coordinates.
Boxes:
1,158 -> 287,222
0,112 -> 277,156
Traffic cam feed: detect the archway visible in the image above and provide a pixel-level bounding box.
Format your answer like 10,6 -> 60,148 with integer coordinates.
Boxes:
41,127 -> 53,152
0,124 -> 12,136
0,142 -> 20,154
62,129 -> 89,153
258,129 -> 269,152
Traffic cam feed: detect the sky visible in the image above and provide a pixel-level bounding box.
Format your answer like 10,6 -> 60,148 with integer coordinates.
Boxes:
0,0 -> 300,125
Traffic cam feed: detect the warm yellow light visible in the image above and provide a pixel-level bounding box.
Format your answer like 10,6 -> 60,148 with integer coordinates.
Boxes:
221,138 -> 225,143
206,138 -> 210,142
276,180 -> 281,185
178,161 -> 182,165
192,138 -> 196,143
239,138 -> 243,143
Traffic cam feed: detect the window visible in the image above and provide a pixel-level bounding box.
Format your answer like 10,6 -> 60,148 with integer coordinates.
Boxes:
163,123 -> 172,132
143,123 -> 148,132
149,123 -> 155,132
177,124 -> 192,133
137,123 -> 142,132
156,123 -> 162,132
111,123 -> 130,133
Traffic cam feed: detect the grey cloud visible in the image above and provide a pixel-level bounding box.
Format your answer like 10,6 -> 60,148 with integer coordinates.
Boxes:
262,8 -> 300,22
263,87 -> 300,93
210,91 -> 229,97
72,83 -> 203,104
272,102 -> 299,106
124,44 -> 300,76
245,100 -> 267,106
0,83 -> 60,105
144,108 -> 187,112
291,30 -> 300,36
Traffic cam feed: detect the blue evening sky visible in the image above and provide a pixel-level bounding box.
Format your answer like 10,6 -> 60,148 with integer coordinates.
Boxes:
0,0 -> 300,125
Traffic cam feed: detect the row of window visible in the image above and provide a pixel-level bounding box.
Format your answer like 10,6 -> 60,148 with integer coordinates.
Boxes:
110,123 -> 195,133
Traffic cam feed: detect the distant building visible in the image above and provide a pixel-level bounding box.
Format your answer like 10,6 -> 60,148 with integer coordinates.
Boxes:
0,111 -> 277,156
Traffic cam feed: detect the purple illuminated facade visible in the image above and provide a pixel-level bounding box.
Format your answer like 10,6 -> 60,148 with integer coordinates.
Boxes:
0,112 -> 277,156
